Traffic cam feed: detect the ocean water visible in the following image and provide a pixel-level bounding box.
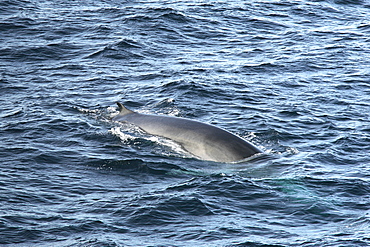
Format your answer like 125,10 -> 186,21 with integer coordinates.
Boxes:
1,0 -> 370,246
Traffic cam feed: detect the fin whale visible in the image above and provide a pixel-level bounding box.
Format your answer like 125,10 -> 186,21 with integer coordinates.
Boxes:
112,102 -> 262,162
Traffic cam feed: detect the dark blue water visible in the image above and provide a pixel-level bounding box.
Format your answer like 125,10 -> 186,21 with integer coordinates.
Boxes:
1,0 -> 370,246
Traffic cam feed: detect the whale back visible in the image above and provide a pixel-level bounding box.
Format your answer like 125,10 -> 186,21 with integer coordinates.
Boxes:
113,102 -> 262,162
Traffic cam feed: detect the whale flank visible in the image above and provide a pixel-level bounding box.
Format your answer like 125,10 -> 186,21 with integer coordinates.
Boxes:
113,102 -> 262,162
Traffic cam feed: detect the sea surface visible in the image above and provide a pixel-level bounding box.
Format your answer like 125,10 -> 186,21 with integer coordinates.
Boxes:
1,0 -> 370,246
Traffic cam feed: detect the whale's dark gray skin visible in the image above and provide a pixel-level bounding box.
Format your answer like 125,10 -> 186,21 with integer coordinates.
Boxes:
113,102 -> 262,162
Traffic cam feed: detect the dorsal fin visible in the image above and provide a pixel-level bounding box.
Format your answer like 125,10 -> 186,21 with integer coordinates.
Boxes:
116,102 -> 134,116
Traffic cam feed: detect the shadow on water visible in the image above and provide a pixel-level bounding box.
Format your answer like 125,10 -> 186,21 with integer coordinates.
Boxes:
84,158 -> 191,178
